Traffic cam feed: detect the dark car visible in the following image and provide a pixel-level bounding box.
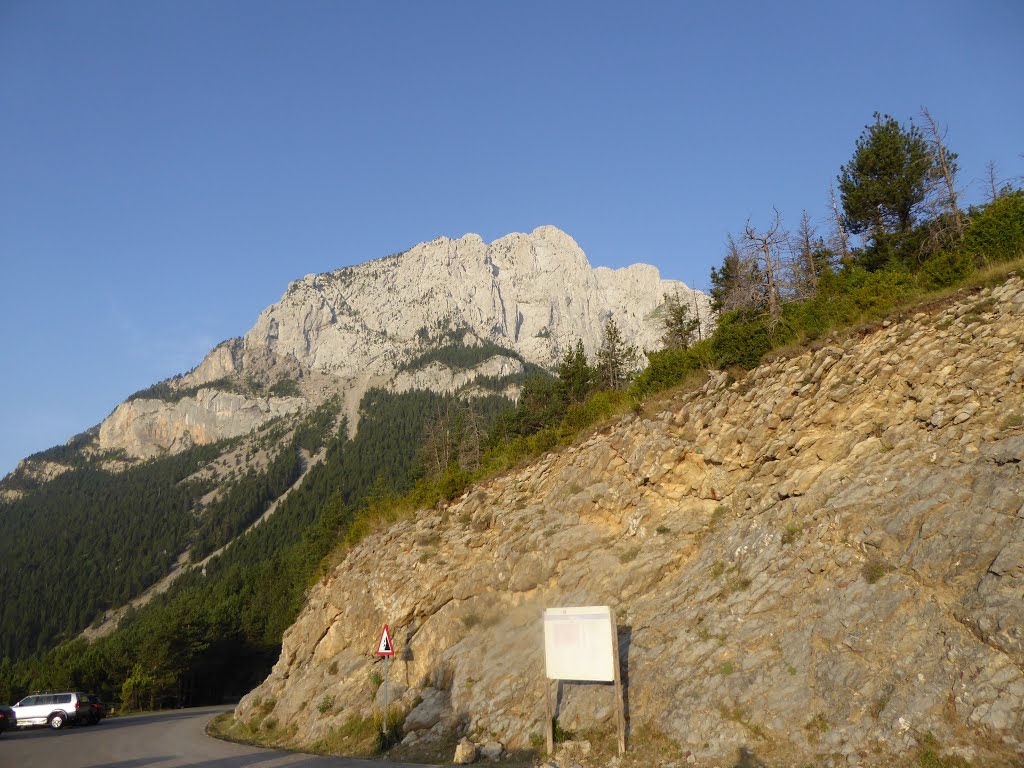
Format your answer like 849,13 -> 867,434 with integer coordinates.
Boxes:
83,694 -> 107,725
0,705 -> 16,736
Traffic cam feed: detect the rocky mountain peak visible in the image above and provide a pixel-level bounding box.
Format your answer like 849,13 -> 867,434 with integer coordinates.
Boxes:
95,226 -> 710,460
233,224 -> 706,380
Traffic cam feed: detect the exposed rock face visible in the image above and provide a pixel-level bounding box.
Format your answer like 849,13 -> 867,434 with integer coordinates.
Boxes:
388,357 -> 525,397
95,226 -> 706,460
98,389 -> 303,459
240,226 -> 706,377
235,279 -> 1024,766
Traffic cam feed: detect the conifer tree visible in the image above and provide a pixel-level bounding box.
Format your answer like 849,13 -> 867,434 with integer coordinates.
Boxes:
838,112 -> 941,238
596,318 -> 638,391
556,339 -> 596,404
661,292 -> 701,350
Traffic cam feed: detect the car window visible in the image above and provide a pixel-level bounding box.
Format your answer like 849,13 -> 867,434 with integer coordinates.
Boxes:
18,696 -> 36,706
55,694 -> 72,704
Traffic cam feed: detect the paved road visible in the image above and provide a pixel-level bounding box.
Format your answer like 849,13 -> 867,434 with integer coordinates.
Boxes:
0,706 -> 437,768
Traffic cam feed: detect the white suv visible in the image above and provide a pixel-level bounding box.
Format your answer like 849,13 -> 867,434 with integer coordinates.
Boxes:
12,692 -> 90,730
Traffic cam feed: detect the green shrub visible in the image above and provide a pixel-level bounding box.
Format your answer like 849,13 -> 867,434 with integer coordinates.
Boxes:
561,389 -> 629,435
710,312 -> 772,369
630,341 -> 710,398
269,377 -> 302,397
963,191 -> 1024,264
918,251 -> 976,290
552,716 -> 576,743
841,266 -> 915,314
438,462 -> 470,501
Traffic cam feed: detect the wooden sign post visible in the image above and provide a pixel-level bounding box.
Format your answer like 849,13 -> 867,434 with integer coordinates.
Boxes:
542,606 -> 626,755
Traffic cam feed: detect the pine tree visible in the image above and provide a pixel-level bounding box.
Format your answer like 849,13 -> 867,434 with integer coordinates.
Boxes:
556,339 -> 596,404
838,112 -> 941,238
660,292 -> 701,350
596,318 -> 638,391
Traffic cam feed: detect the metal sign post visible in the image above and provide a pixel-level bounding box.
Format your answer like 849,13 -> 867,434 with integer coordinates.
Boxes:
376,624 -> 395,736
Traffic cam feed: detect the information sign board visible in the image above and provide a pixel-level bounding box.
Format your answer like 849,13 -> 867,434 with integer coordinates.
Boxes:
543,606 -> 615,682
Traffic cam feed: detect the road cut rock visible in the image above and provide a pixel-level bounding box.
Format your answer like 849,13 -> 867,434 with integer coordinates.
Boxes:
235,278 -> 1024,766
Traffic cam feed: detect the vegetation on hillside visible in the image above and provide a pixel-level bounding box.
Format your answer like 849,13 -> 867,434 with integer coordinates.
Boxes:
0,387 -> 514,708
0,443 -> 224,659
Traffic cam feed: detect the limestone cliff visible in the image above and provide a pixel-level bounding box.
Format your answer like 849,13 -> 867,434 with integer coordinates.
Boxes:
98,388 -> 305,460
234,226 -> 706,380
95,226 -> 707,461
233,278 -> 1024,766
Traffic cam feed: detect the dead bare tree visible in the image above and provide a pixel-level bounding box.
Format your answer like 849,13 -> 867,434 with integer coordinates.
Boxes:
920,106 -> 964,238
458,403 -> 485,472
710,233 -> 764,314
789,210 -> 822,298
984,160 -> 1019,202
690,291 -> 704,342
986,161 -> 1001,203
421,402 -> 459,478
742,209 -> 787,326
829,184 -> 853,269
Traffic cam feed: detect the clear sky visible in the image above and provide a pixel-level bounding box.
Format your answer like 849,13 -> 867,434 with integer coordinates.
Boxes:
1,1 -> 1022,476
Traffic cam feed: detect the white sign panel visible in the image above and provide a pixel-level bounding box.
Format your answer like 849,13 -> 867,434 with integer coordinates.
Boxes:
543,606 -> 615,682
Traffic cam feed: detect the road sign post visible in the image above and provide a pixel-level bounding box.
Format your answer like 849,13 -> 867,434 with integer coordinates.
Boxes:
376,624 -> 395,736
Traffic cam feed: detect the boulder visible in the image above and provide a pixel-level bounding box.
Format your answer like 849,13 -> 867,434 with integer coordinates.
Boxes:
453,737 -> 477,764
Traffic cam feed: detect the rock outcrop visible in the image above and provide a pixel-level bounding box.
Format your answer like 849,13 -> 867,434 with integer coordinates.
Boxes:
95,226 -> 707,461
239,226 -> 707,379
234,278 -> 1024,766
98,388 -> 304,459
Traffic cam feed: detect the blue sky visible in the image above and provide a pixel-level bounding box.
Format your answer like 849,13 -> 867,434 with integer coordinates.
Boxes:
1,0 -> 1022,476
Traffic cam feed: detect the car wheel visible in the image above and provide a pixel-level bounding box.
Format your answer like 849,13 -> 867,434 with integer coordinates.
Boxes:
48,713 -> 65,730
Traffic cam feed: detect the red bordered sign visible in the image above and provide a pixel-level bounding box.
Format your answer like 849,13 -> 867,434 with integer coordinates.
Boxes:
376,624 -> 395,657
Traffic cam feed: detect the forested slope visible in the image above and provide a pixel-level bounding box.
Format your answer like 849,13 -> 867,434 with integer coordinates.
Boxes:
0,384 -> 517,707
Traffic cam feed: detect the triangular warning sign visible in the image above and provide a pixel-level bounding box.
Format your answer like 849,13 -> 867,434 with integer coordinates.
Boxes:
376,624 -> 395,657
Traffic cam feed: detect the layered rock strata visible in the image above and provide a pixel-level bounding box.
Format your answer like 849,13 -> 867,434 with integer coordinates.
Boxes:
236,278 -> 1024,766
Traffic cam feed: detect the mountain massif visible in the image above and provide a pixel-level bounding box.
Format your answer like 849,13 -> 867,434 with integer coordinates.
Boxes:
225,277 -> 1024,767
93,225 -> 707,462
